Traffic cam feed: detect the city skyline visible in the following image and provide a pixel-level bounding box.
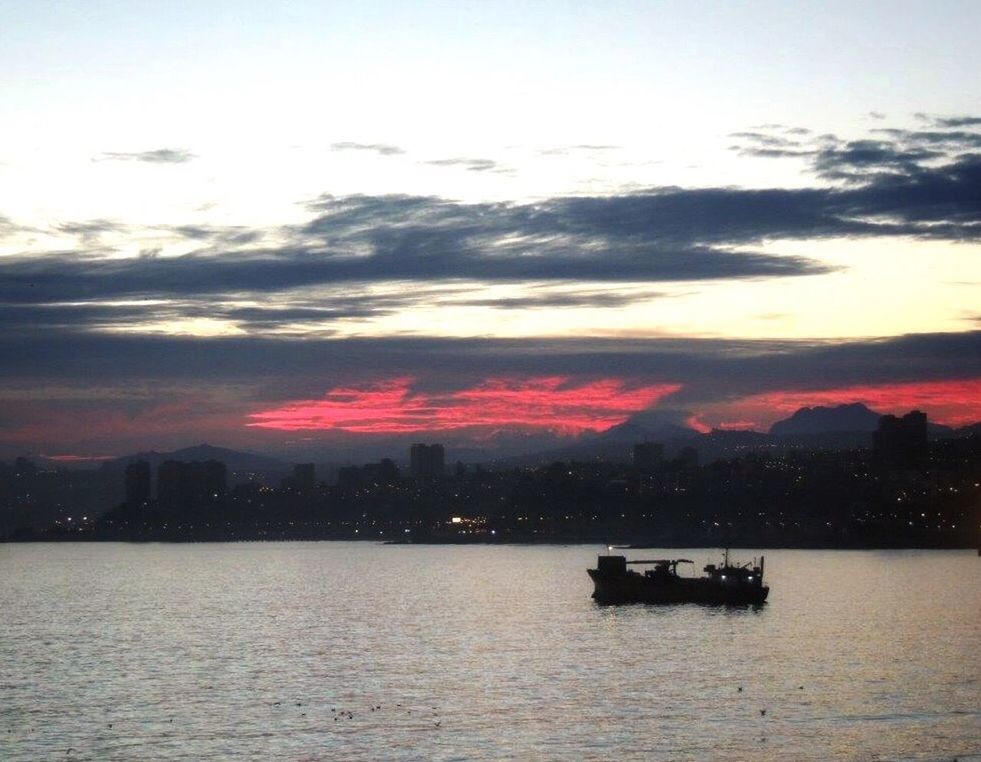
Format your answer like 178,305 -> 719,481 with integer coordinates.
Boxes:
2,1 -> 980,458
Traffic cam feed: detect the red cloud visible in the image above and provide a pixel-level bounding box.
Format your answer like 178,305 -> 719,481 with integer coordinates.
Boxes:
248,377 -> 681,435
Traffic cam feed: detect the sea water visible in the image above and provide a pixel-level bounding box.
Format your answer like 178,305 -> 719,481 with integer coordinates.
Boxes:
1,543 -> 978,760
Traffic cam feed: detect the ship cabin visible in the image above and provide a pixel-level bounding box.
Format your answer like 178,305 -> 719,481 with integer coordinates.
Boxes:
595,555 -> 694,579
702,556 -> 764,586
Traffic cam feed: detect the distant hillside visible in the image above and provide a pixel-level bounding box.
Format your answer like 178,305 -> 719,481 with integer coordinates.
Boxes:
769,403 -> 882,436
953,422 -> 981,437
598,419 -> 696,444
100,444 -> 292,496
487,417 -> 699,467
112,443 -> 289,474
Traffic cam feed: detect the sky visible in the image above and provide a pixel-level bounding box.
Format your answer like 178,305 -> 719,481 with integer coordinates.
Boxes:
1,1 -> 980,460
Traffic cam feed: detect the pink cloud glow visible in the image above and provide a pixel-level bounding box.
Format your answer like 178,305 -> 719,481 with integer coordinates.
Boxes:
695,378 -> 981,430
248,377 -> 682,435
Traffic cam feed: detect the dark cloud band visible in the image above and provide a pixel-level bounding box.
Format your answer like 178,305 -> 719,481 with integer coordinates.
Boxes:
2,331 -> 978,402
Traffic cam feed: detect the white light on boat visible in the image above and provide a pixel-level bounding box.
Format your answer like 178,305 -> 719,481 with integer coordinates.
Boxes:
721,575 -> 726,580
748,576 -> 753,581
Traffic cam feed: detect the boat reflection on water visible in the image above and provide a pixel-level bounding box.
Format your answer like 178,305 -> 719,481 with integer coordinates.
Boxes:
588,548 -> 769,605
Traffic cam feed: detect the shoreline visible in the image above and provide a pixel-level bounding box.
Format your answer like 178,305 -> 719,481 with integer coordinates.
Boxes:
2,534 -> 976,551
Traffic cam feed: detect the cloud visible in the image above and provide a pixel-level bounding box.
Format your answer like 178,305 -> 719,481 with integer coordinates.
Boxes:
0,284 -> 657,337
698,378 -> 981,430
172,224 -> 264,246
248,376 -> 681,435
0,302 -> 157,329
4,115 -> 979,348
1,187 -> 837,306
811,139 -> 944,180
0,301 -> 386,334
424,157 -> 507,172
95,148 -> 195,164
3,115 -> 979,452
330,142 -> 404,156
0,243 -> 822,305
732,116 -> 981,186
0,215 -> 33,239
2,330 -> 977,394
6,131 -> 981,315
917,114 -> 981,129
729,131 -> 805,147
868,128 -> 981,151
538,145 -> 619,156
451,289 -> 662,310
55,219 -> 127,245
728,131 -> 816,159
1,331 -> 978,452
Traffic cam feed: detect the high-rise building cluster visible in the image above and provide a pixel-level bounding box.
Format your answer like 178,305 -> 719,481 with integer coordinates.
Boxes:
155,459 -> 227,507
874,410 -> 928,468
410,443 -> 445,480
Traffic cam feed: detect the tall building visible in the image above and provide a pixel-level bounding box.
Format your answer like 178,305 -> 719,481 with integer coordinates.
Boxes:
677,446 -> 700,470
874,411 -> 928,468
157,459 -> 227,507
293,463 -> 315,490
124,460 -> 151,505
201,460 -> 227,498
632,442 -> 664,472
410,443 -> 445,480
335,465 -> 361,491
363,458 -> 399,486
156,460 -> 184,506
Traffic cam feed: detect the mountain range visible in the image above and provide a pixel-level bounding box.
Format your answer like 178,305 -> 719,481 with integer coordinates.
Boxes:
31,403 -> 979,476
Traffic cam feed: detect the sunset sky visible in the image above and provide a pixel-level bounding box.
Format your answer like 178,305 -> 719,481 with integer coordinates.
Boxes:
2,1 -> 980,459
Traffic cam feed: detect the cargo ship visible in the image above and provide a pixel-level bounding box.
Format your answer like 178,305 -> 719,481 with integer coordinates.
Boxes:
588,549 -> 769,605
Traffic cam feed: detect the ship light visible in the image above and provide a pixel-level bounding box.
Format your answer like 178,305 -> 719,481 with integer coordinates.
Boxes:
748,576 -> 753,581
721,575 -> 726,580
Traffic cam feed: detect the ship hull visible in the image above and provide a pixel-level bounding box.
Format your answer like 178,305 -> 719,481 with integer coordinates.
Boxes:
588,569 -> 769,605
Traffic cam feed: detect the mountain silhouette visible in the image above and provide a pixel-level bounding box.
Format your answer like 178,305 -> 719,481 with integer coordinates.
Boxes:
598,419 -> 695,442
769,403 -> 882,435
111,443 -> 289,474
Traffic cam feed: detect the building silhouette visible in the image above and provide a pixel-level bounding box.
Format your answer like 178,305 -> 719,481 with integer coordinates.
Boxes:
335,459 -> 399,490
157,459 -> 227,507
874,410 -> 928,468
632,442 -> 664,472
677,446 -> 700,470
293,463 -> 315,489
124,460 -> 151,505
363,458 -> 399,486
410,443 -> 445,480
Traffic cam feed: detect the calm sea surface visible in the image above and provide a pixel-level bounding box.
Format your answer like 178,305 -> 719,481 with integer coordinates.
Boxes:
1,543 -> 978,761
